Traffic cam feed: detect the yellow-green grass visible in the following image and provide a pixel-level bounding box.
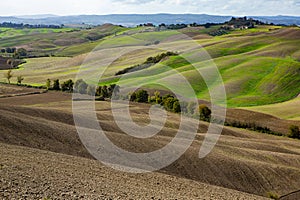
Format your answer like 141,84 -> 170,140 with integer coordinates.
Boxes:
0,27 -> 75,39
242,96 -> 300,120
0,26 -> 299,108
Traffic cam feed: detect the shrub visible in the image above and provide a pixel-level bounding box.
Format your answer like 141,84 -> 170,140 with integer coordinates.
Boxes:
267,192 -> 279,200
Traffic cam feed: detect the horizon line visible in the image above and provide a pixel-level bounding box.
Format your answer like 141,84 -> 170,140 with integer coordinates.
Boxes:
2,13 -> 300,18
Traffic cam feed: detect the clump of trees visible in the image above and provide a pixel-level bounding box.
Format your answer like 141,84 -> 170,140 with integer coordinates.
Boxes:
46,79 -> 73,92
115,51 -> 179,76
158,23 -> 188,30
224,120 -> 283,136
61,79 -> 74,92
72,79 -> 120,99
130,90 -> 197,115
0,22 -> 62,29
288,125 -> 300,139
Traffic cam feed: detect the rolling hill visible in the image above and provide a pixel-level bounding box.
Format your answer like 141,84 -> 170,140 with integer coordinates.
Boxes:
0,88 -> 299,199
1,24 -> 299,108
0,21 -> 300,199
1,14 -> 300,26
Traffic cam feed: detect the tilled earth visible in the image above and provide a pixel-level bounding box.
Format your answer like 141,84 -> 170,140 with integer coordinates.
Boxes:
0,143 -> 268,200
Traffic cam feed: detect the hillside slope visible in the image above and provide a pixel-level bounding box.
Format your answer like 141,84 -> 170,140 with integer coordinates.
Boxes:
1,26 -> 299,107
0,91 -> 300,198
0,143 -> 268,199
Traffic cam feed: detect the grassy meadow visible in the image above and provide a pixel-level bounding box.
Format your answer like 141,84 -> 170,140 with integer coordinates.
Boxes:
0,24 -> 299,112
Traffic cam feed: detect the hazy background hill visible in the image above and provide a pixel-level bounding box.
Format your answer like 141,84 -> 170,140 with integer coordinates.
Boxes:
0,14 -> 300,26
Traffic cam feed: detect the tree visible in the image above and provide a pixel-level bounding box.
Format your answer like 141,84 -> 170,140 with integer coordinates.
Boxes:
53,79 -> 60,90
161,94 -> 178,111
154,91 -> 162,104
288,125 -> 300,139
17,75 -> 24,85
78,82 -> 88,94
4,70 -> 13,84
46,79 -> 51,90
129,92 -> 137,102
108,84 -> 120,98
136,90 -> 149,103
101,85 -> 109,98
5,47 -> 12,53
14,48 -> 27,59
87,85 -> 96,96
172,100 -> 181,113
199,104 -> 211,122
187,101 -> 197,115
61,79 -> 74,92
74,79 -> 88,94
96,86 -> 102,96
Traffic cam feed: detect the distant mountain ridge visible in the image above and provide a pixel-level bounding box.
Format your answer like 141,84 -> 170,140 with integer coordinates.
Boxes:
0,14 -> 299,26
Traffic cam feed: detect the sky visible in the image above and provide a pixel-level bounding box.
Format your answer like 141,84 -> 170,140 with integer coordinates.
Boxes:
0,0 -> 299,16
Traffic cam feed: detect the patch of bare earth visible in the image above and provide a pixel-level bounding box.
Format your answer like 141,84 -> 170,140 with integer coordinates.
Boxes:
0,89 -> 299,199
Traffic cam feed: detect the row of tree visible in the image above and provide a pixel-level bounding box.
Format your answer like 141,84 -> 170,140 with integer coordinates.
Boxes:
129,89 -> 211,120
115,51 -> 178,76
0,22 -> 62,29
1,48 -> 28,59
46,79 -> 120,99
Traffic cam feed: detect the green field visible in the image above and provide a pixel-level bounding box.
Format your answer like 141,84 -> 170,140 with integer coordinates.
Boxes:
0,24 -> 299,111
243,96 -> 300,120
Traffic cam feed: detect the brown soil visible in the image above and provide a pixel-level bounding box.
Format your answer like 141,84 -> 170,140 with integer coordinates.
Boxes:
0,56 -> 12,70
0,143 -> 267,200
0,86 -> 299,199
269,28 -> 300,40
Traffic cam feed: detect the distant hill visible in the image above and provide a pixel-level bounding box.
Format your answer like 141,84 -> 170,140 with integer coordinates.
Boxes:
0,14 -> 299,26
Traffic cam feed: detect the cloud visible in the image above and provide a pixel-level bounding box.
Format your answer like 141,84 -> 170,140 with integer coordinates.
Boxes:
112,0 -> 158,4
0,0 -> 299,16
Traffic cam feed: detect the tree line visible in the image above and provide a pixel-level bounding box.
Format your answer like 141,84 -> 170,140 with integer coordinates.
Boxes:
115,51 -> 178,76
0,22 -> 62,29
46,79 -> 120,100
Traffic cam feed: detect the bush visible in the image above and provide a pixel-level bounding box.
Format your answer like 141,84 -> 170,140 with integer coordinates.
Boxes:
267,192 -> 279,200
